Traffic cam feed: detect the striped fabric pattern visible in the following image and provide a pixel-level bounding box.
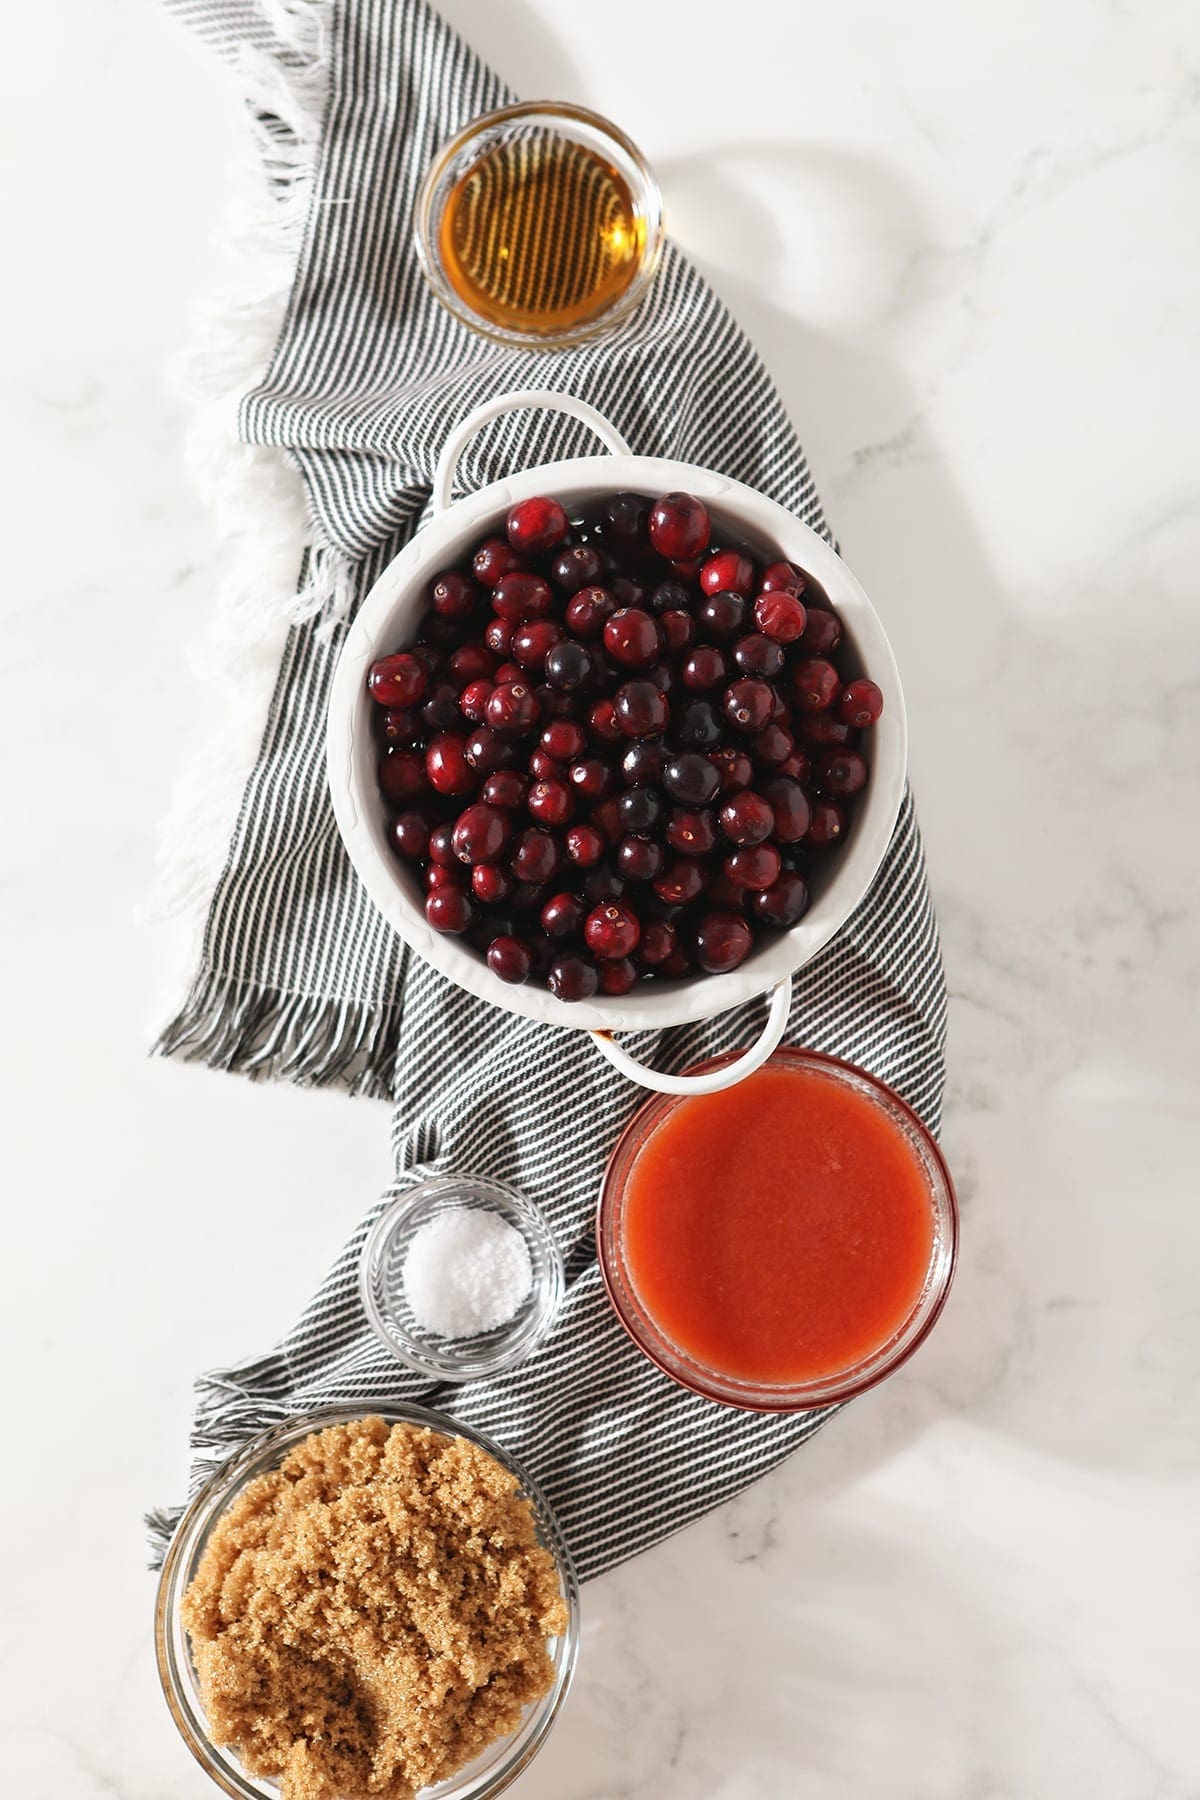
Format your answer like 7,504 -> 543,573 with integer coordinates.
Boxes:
153,0 -> 947,1581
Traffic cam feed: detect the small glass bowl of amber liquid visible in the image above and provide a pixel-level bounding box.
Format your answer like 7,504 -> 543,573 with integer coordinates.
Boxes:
414,101 -> 664,349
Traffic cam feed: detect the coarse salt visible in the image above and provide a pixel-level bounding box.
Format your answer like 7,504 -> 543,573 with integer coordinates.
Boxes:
402,1206 -> 533,1339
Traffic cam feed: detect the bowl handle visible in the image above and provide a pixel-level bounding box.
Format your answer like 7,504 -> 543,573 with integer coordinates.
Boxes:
588,979 -> 792,1095
432,389 -> 632,514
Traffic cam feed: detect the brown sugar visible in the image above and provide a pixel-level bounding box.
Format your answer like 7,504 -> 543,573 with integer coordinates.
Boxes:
181,1417 -> 570,1800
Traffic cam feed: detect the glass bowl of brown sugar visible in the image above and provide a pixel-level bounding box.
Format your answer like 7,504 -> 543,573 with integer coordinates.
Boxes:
414,100 -> 664,348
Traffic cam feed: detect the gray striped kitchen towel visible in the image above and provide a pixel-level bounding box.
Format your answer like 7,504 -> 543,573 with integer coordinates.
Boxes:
151,0 -> 947,1580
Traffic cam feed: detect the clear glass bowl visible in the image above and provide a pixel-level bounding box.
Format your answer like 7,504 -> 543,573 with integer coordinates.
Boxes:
596,1048 -> 958,1411
359,1177 -> 565,1381
155,1403 -> 580,1800
414,100 -> 664,348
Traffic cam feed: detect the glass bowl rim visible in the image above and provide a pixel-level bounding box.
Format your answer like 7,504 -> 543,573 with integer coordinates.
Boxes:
155,1400 -> 581,1800
595,1046 -> 959,1412
358,1176 -> 567,1382
412,98 -> 666,350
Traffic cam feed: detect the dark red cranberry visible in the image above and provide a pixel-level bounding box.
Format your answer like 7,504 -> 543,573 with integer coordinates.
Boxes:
569,758 -> 617,801
648,491 -> 711,561
673,699 -> 723,752
459,677 -> 493,723
511,620 -> 563,670
473,863 -> 514,905
447,643 -> 496,689
719,791 -> 774,846
426,887 -> 474,933
616,786 -> 664,835
709,745 -> 754,792
431,569 -> 482,621
603,608 -> 661,669
484,616 -> 514,659
759,560 -> 805,594
681,646 -> 727,691
426,863 -> 465,891
452,802 -> 511,864
507,495 -> 569,554
732,634 -> 784,679
609,575 -> 644,607
798,608 -> 843,656
566,585 -> 616,637
481,679 -> 537,736
754,590 -> 807,644
660,610 -> 695,654
645,661 -> 677,699
790,657 -> 840,711
537,686 -> 579,722
416,609 -> 461,651
615,680 -> 670,739
638,919 -> 678,966
696,590 -> 747,642
794,713 -> 856,748
771,690 -> 792,724
654,856 -> 709,905
545,641 -> 596,691
389,810 -> 430,859
816,749 -> 868,796
660,944 -> 695,978
582,864 -> 626,905
603,492 -> 651,546
473,536 -> 524,586
541,891 -> 584,939
585,901 -> 641,960
617,836 -> 665,881
723,679 -> 775,734
428,822 -> 458,866
725,844 -> 782,891
598,957 -> 638,995
528,748 -> 564,781
622,739 -> 669,787
589,649 -> 620,693
493,661 -> 522,686
492,571 -> 554,623
368,653 -> 427,707
776,749 -> 812,785
695,911 -> 753,973
464,727 -> 520,774
377,749 -> 425,804
410,642 -> 442,677
806,798 -> 847,849
551,542 -> 604,592
421,681 -> 462,733
589,697 -> 624,744
425,733 -> 476,796
565,823 -> 605,866
751,871 -> 810,928
700,550 -> 754,597
376,706 -> 416,746
664,752 -> 720,807
511,827 -> 561,884
528,778 -> 575,827
547,952 -> 600,1002
666,808 -> 718,855
671,557 -> 704,582
707,872 -> 749,913
541,719 -> 587,761
650,579 -> 692,614
761,775 -> 811,843
481,770 -> 528,810
751,723 -> 795,767
487,935 -> 532,983
839,679 -> 884,727
591,798 -> 624,846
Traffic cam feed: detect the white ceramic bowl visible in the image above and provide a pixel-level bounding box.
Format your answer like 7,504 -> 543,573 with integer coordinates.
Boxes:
327,391 -> 907,1092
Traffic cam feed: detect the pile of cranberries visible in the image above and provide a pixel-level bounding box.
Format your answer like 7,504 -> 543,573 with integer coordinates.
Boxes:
366,490 -> 883,1002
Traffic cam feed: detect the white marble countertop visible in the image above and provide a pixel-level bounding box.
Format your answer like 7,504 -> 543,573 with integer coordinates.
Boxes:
3,1 -> 1198,1795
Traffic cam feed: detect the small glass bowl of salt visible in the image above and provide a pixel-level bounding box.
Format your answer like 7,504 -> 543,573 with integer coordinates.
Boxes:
359,1176 -> 565,1381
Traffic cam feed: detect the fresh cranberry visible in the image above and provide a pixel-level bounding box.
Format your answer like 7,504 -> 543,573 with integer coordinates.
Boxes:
622,739 -> 669,787
426,863 -> 465,891
603,492 -> 651,546
798,609 -> 843,656
670,557 -> 704,582
718,791 -> 774,846
759,560 -> 805,595
707,872 -> 749,913
506,495 -> 570,554
542,891 -> 584,939
650,579 -> 692,614
547,952 -> 600,1002
723,679 -> 775,734
566,585 -> 616,637
816,749 -> 868,796
487,935 -> 532,982
751,872 -> 810,928
528,778 -> 575,826
492,571 -> 554,623
695,911 -> 753,973
511,827 -> 560,884
528,748 -> 564,781
447,644 -> 496,689
648,491 -> 711,561
700,550 -> 754,597
428,823 -> 458,866
545,641 -> 596,691
806,799 -> 847,849
481,769 -> 528,810
754,591 -> 807,643
664,752 -> 720,806
565,824 -> 605,866
484,617 -> 514,658
569,758 -> 617,801
674,698 -> 723,751
794,713 -> 856,748
654,857 -> 709,905
464,727 -> 519,774
426,887 -> 474,933
425,733 -> 475,795
615,680 -> 670,739
660,610 -> 695,654
511,620 -> 563,670
839,679 -> 884,727
541,719 -> 587,761
614,787 -> 663,835
776,749 -> 811,784
761,775 -> 811,843
537,686 -> 579,721
410,642 -> 442,677
459,677 -> 493,723
591,798 -> 624,845
376,706 -> 417,747
638,919 -> 678,966
603,608 -> 661,669
473,863 -> 514,905
583,865 -> 626,910
551,542 -> 604,592
589,697 -> 624,744
452,802 -> 511,864
790,657 -> 840,712
732,633 -> 784,679
599,957 -> 638,995
421,681 -> 462,733
660,944 -> 695,978
389,810 -> 430,858
416,610 -> 461,651
585,900 -> 641,960
666,808 -> 718,855
431,569 -> 482,621
751,723 -> 795,767
709,745 -> 754,792
725,844 -> 782,891
473,537 -> 524,586
377,749 -> 425,804
368,653 -> 427,707
493,661 -> 522,686
696,590 -> 747,642
617,836 -> 665,881
682,646 -> 727,691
